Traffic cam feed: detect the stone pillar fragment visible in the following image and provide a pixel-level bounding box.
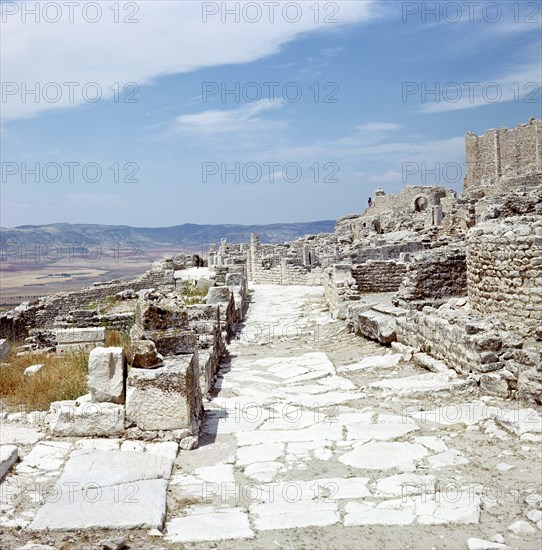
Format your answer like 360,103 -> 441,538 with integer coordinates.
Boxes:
88,346 -> 126,404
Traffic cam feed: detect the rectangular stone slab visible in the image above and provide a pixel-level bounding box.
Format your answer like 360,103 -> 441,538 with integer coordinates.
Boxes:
30,478 -> 168,531
29,450 -> 174,531
54,327 -> 106,344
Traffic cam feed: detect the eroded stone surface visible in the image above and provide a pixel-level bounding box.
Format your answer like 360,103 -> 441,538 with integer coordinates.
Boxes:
29,450 -> 174,531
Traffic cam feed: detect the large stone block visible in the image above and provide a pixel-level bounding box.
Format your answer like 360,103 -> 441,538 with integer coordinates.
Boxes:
128,340 -> 163,369
54,327 -> 106,344
126,354 -> 201,431
0,445 -> 18,480
225,273 -> 242,286
49,401 -> 124,436
135,299 -> 188,332
88,347 -> 126,404
479,373 -> 509,399
146,329 -> 198,356
518,367 -> 542,405
54,327 -> 105,353
206,286 -> 232,305
355,309 -> 397,344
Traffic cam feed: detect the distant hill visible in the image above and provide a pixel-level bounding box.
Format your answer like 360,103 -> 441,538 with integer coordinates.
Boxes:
0,221 -> 336,252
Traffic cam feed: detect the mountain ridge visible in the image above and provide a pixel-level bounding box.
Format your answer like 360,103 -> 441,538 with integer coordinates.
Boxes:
0,221 -> 337,251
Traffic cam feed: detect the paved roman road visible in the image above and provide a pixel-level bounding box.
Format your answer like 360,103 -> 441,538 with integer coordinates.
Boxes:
2,284 -> 541,549
166,285 -> 542,549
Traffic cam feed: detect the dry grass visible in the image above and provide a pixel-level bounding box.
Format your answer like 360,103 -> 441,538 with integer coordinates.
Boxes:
0,349 -> 88,412
105,329 -> 131,353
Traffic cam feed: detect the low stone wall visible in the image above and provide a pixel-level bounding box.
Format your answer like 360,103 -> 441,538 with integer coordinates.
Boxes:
352,261 -> 407,293
394,247 -> 467,309
0,269 -> 169,340
347,301 -> 541,404
252,261 -> 322,286
467,216 -> 542,336
396,306 -> 541,403
323,264 -> 360,311
351,240 -> 425,262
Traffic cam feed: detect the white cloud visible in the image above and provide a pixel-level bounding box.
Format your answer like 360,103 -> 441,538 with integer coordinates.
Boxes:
356,122 -> 404,132
420,61 -> 541,113
175,99 -> 286,134
1,0 -> 377,122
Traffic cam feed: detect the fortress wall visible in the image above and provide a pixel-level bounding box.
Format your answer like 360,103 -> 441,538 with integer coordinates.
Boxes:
464,118 -> 542,190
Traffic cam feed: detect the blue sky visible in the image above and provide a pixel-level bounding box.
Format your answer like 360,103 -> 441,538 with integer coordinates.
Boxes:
1,0 -> 540,227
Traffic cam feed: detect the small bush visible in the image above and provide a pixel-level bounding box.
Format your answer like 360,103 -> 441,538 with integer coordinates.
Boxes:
179,281 -> 208,305
0,350 -> 88,412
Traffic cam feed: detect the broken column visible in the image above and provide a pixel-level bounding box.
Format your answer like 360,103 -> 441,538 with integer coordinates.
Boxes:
88,346 -> 126,404
431,205 -> 443,226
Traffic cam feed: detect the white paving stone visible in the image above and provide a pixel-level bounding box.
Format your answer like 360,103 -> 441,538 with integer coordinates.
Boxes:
367,373 -> 469,395
426,449 -> 470,469
339,441 -> 428,470
346,422 -> 420,441
236,422 -> 343,446
0,425 -> 43,445
245,461 -> 283,482
29,450 -> 174,531
467,538 -> 510,550
408,402 -> 493,426
508,519 -> 537,535
250,500 -> 339,530
121,440 -> 147,453
202,407 -> 270,435
344,500 -> 415,526
166,507 -> 254,543
338,354 -> 402,372
493,408 -> 542,435
376,473 -> 436,497
414,436 -> 448,453
260,409 -> 321,431
170,464 -> 236,497
30,479 -> 168,531
287,391 -> 364,409
414,493 -> 481,524
236,442 -> 284,466
146,442 -> 179,461
16,442 -> 71,474
60,450 -> 173,487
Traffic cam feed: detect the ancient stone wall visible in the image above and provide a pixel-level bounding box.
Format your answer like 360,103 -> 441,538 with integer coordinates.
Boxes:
464,118 -> 542,190
394,247 -> 467,309
467,216 -> 542,335
370,185 -> 453,216
323,264 -> 360,310
252,261 -> 323,286
352,261 -> 407,293
394,306 -> 542,404
351,240 -> 426,263
0,261 -> 175,339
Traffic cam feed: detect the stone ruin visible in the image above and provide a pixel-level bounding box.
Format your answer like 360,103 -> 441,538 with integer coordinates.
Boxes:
0,118 -> 540,546
0,255 -> 249,448
213,117 -> 542,404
